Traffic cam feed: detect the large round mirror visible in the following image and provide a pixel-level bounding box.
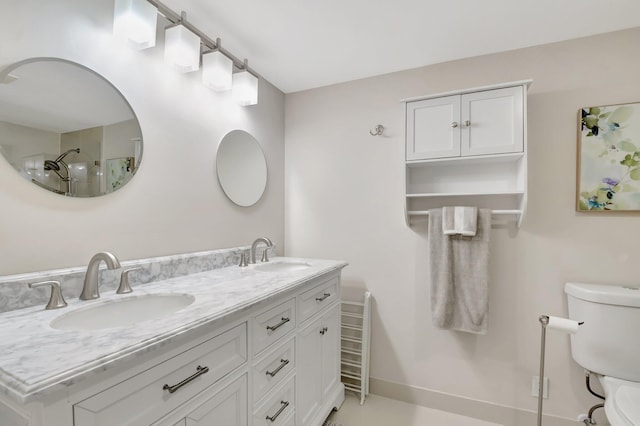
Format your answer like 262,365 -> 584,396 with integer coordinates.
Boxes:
216,130 -> 267,207
0,58 -> 142,197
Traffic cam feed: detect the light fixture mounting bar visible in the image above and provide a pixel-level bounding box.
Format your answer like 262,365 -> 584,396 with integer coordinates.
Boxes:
147,0 -> 260,79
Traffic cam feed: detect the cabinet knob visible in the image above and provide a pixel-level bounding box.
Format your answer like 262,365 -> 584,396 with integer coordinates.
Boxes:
451,122 -> 458,128
464,120 -> 471,127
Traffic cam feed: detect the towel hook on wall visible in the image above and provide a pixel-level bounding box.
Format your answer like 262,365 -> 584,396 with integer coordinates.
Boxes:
369,124 -> 384,136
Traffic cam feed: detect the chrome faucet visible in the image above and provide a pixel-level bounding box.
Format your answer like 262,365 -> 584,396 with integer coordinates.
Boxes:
79,252 -> 121,300
250,237 -> 273,264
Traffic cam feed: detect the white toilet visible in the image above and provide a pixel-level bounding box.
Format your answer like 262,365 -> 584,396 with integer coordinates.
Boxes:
565,282 -> 640,426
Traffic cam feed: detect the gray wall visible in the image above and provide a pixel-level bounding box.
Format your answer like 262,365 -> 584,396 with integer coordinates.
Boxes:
285,27 -> 640,423
0,0 -> 285,275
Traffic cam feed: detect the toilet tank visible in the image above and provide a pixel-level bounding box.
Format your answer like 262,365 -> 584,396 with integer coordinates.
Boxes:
565,282 -> 640,382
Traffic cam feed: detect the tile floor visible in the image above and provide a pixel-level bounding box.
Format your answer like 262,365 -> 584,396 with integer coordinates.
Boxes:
323,393 -> 502,426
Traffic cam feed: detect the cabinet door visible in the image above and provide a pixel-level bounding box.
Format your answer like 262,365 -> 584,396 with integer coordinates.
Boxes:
184,375 -> 247,426
296,317 -> 323,426
461,86 -> 523,156
406,95 -> 461,160
321,304 -> 341,399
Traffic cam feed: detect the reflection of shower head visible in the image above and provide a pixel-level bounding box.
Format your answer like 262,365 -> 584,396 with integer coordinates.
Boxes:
39,148 -> 79,195
43,160 -> 60,171
43,161 -> 67,182
55,148 -> 80,163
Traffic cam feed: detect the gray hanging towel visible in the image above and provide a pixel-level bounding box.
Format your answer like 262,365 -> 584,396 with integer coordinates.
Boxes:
428,208 -> 491,334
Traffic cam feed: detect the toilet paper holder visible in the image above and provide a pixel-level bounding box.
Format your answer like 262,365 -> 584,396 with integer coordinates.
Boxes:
537,315 -> 583,426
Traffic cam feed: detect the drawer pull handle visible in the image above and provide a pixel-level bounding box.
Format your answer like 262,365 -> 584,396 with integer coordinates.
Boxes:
162,365 -> 209,394
266,317 -> 290,332
266,359 -> 290,377
315,293 -> 331,302
266,400 -> 290,422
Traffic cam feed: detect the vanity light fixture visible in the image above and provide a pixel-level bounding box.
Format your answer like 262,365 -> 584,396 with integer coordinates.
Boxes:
232,60 -> 258,106
113,0 -> 158,49
164,14 -> 201,73
114,0 -> 261,105
202,39 -> 233,91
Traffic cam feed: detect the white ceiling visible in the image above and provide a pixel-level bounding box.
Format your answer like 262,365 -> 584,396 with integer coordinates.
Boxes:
0,60 -> 134,133
162,0 -> 640,94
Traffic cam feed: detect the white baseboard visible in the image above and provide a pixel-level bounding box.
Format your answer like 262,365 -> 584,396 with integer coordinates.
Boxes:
369,377 -> 576,426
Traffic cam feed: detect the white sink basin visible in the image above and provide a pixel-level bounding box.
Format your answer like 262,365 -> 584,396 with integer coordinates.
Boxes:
50,293 -> 195,331
253,261 -> 311,273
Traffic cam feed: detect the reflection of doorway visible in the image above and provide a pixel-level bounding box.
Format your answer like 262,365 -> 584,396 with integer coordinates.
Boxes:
106,157 -> 135,193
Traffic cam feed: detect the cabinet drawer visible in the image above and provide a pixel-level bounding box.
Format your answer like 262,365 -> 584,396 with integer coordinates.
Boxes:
152,373 -> 248,426
279,412 -> 295,426
183,374 -> 247,425
252,337 -> 295,403
74,323 -> 247,426
253,375 -> 295,426
252,298 -> 296,355
298,277 -> 339,323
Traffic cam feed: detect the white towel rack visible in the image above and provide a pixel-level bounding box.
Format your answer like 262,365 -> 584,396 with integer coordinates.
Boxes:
340,291 -> 372,405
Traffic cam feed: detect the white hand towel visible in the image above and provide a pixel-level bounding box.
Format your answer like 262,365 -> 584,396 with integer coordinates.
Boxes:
442,206 -> 478,237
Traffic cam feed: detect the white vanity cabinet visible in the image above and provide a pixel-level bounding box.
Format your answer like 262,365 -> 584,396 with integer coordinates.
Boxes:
0,264 -> 345,426
296,278 -> 342,426
403,80 -> 531,227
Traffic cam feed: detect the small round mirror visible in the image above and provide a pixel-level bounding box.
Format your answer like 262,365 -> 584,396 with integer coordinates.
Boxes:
0,58 -> 142,197
216,130 -> 267,207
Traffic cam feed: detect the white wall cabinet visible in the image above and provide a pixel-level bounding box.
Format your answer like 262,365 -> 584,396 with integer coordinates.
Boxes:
0,269 -> 344,426
403,81 -> 531,227
406,86 -> 524,161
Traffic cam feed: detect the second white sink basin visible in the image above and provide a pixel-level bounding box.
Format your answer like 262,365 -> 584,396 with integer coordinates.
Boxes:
253,261 -> 311,273
50,293 -> 195,331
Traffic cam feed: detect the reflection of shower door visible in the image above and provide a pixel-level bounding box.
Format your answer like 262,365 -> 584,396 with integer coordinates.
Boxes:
68,162 -> 90,197
106,157 -> 135,193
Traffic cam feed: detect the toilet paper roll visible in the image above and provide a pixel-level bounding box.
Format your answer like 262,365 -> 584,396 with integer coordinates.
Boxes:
547,316 -> 580,334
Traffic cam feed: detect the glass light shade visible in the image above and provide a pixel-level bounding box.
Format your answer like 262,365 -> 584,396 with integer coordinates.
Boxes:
113,0 -> 157,49
232,71 -> 258,106
202,51 -> 233,91
164,25 -> 201,73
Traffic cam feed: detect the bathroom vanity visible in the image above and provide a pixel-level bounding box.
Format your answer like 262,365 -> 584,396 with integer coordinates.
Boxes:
0,257 -> 346,426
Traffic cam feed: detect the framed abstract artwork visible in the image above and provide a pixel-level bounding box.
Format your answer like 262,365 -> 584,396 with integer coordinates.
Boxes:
577,102 -> 640,211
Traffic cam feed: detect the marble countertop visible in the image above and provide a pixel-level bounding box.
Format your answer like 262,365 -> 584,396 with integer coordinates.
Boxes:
0,257 -> 347,404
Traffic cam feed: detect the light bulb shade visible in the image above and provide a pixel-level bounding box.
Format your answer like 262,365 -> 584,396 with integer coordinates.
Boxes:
164,24 -> 201,73
232,70 -> 258,106
113,0 -> 157,49
202,51 -> 233,91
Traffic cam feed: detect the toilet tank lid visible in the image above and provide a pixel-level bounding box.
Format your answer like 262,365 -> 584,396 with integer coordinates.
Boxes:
565,282 -> 640,307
